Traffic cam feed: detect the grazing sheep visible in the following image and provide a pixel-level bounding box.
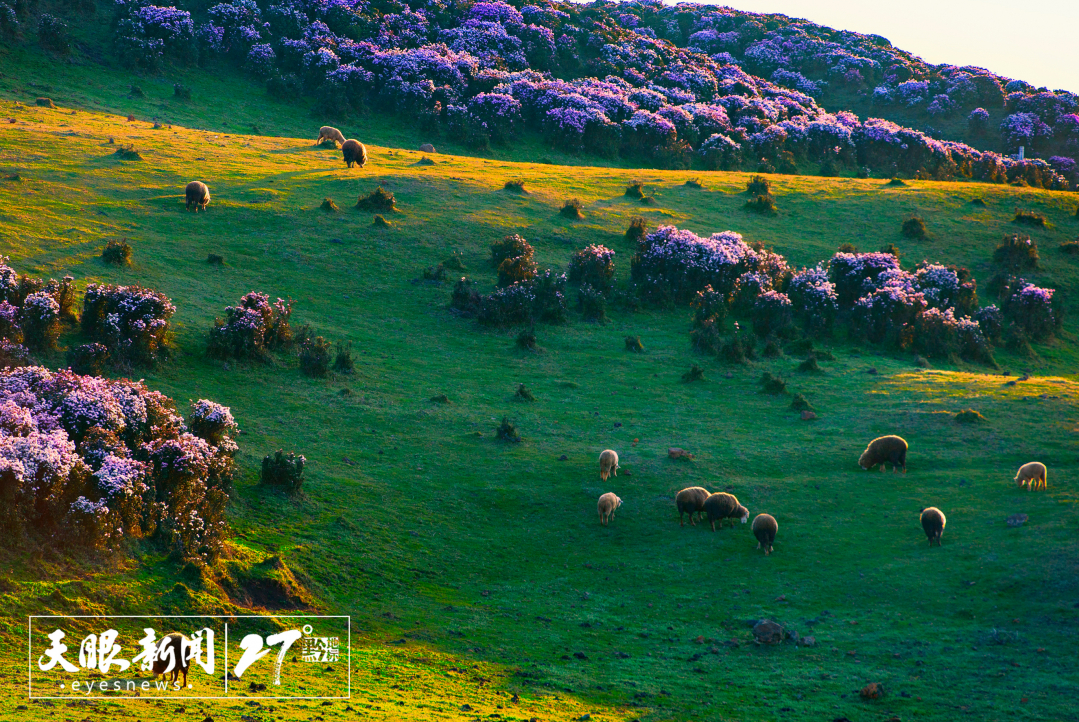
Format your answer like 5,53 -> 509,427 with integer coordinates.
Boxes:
598,492 -> 622,526
920,507 -> 946,546
703,492 -> 749,531
152,632 -> 191,687
316,126 -> 346,146
752,513 -> 778,554
675,486 -> 710,526
1014,461 -> 1047,491
341,139 -> 368,168
858,435 -> 908,473
185,181 -> 210,212
599,449 -> 619,481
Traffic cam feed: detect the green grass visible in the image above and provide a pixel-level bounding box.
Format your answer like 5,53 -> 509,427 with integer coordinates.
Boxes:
1,87 -> 1078,722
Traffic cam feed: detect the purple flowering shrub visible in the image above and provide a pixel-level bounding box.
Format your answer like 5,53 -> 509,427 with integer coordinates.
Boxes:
567,244 -> 615,294
478,269 -> 568,327
112,0 -> 197,70
750,290 -> 793,337
1002,281 -> 1059,340
788,266 -> 837,333
81,284 -> 176,366
828,251 -> 901,306
207,291 -> 294,360
0,366 -> 236,560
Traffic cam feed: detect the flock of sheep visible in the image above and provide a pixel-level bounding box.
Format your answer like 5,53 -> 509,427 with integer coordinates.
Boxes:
597,436 -> 1050,552
180,126 -> 1054,558
183,126 -> 366,213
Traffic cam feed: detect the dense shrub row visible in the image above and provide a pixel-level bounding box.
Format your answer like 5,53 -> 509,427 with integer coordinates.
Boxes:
99,0 -> 1076,185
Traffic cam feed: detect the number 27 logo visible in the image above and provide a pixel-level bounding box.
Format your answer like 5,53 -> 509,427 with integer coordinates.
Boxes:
233,629 -> 303,685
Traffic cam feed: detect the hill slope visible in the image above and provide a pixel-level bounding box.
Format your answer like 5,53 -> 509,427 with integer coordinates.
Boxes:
0,96 -> 1078,720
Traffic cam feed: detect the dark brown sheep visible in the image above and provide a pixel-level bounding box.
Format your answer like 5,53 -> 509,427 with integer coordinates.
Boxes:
752,513 -> 778,554
858,435 -> 908,473
703,492 -> 749,531
185,181 -> 210,212
151,632 -> 191,687
920,507 -> 946,546
675,486 -> 710,526
341,139 -> 368,168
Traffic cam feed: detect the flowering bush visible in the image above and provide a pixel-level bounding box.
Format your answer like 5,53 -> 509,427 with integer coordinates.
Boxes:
788,266 -> 837,333
750,290 -> 793,337
567,244 -> 615,293
968,107 -> 990,134
112,1 -> 196,70
38,13 -> 71,54
0,366 -> 234,559
207,291 -> 293,360
82,284 -> 175,366
18,291 -> 60,351
491,234 -> 534,268
1003,282 -> 1058,339
828,251 -> 901,306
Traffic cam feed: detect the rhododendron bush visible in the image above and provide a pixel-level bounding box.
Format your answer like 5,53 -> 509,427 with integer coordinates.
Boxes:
0,367 -> 237,562
105,0 -> 1076,185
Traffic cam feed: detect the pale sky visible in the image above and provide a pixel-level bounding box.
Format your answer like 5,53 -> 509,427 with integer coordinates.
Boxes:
678,1 -> 1079,93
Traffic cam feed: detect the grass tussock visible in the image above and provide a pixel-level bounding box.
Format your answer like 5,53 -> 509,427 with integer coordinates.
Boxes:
745,193 -> 777,215
206,253 -> 224,266
684,178 -> 703,189
373,214 -> 391,227
625,216 -> 647,245
1013,209 -> 1047,227
682,363 -> 705,382
759,372 -> 787,395
886,177 -> 907,187
1060,240 -> 1079,255
625,335 -> 644,352
113,144 -> 143,161
101,238 -> 132,266
790,393 -> 814,411
503,179 -> 527,193
994,233 -> 1039,270
496,416 -> 521,442
356,186 -> 396,212
624,181 -> 644,198
514,383 -> 536,401
955,408 -> 987,424
902,216 -> 927,239
560,198 -> 584,219
746,175 -> 771,195
320,198 -> 339,212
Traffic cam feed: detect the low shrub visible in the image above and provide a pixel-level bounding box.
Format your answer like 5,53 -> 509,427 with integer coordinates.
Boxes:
174,83 -> 191,100
1060,240 -> 1079,255
450,277 -> 481,316
333,341 -> 354,373
902,216 -> 927,239
299,335 -> 333,377
423,264 -> 447,282
1003,281 -> 1059,340
690,317 -> 723,355
516,327 -> 537,350
504,180 -> 527,193
837,243 -> 858,253
260,450 -> 306,494
1013,209 -> 1046,227
514,383 -> 535,401
790,393 -> 813,411
207,254 -> 224,265
746,175 -> 771,195
356,186 -> 396,212
67,342 -> 110,375
578,284 -> 607,322
373,214 -> 390,227
682,363 -> 705,382
496,416 -> 520,442
762,340 -> 782,358
745,193 -> 777,215
478,282 -> 535,327
443,252 -> 465,271
497,255 -> 538,287
113,145 -> 143,160
624,181 -> 644,198
721,324 -> 757,364
102,238 -> 133,265
691,284 -> 729,328
19,291 -> 60,350
625,335 -> 644,352
751,291 -> 793,337
797,356 -> 821,372
625,216 -> 648,245
320,198 -> 339,212
129,85 -> 144,98
759,372 -> 786,395
207,292 -> 293,360
568,244 -> 616,293
993,234 -> 1039,271
491,234 -> 534,268
880,243 -> 900,259
560,198 -> 583,219
82,283 -> 175,365
685,178 -> 703,189
430,394 -> 449,403
38,13 -> 70,54
886,178 -> 907,187
974,305 -> 1004,343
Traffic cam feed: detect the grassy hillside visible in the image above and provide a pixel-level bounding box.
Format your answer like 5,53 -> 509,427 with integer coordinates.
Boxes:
1,84 -> 1078,722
